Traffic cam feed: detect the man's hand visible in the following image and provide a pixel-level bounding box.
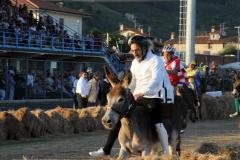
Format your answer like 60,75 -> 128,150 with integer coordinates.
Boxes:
134,93 -> 144,102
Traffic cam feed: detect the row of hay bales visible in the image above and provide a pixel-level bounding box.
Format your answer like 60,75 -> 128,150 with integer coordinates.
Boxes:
0,106 -> 106,140
179,142 -> 240,160
127,143 -> 240,160
201,92 -> 235,120
0,92 -> 236,140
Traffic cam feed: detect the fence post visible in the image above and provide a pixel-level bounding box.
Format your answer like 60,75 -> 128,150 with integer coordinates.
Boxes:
16,30 -> 18,48
51,35 -> 54,50
72,37 -> 75,52
61,61 -> 63,99
3,29 -> 5,47
28,31 -> 31,48
40,33 -> 42,50
61,36 -> 64,50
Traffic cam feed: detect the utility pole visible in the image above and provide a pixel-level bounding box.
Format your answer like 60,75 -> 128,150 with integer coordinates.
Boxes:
185,0 -> 196,65
235,26 -> 240,61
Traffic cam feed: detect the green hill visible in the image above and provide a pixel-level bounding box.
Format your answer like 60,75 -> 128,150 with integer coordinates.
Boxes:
64,0 -> 240,40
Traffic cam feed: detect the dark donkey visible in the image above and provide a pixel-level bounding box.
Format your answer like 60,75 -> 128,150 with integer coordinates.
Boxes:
101,67 -> 187,159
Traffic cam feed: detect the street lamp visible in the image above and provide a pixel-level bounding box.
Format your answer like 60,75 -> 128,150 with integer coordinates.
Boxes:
235,26 -> 240,61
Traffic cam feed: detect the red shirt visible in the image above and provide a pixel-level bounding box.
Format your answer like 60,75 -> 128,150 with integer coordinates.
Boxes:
165,57 -> 180,86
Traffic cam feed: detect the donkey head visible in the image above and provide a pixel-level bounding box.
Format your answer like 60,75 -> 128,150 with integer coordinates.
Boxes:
232,72 -> 240,97
101,66 -> 133,129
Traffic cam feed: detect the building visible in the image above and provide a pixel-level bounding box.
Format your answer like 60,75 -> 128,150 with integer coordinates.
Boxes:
11,0 -> 91,36
118,24 -> 149,39
165,26 -> 238,55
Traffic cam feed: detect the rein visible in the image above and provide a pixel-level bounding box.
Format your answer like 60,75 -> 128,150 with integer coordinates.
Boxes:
111,89 -> 136,118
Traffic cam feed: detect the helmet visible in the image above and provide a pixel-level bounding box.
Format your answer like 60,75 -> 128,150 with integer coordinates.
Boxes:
162,45 -> 175,54
128,35 -> 148,48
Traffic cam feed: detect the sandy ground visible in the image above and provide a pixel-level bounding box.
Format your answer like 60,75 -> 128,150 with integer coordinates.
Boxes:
0,118 -> 239,160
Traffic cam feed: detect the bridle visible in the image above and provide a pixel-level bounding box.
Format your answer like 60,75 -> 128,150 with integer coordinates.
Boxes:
110,88 -> 136,118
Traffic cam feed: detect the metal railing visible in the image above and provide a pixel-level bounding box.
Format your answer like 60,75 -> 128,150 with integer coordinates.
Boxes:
0,29 -> 126,73
0,29 -> 104,54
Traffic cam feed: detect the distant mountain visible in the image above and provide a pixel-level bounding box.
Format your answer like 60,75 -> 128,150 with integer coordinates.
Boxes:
64,0 -> 240,40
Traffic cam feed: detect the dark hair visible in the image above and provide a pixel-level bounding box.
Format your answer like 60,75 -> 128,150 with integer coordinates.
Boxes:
128,35 -> 148,49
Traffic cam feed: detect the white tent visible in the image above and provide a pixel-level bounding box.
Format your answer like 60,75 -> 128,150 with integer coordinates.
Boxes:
221,62 -> 240,70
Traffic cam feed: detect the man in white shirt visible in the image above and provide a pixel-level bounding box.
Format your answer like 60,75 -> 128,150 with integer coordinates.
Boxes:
27,71 -> 34,99
76,71 -> 89,108
89,35 -> 174,157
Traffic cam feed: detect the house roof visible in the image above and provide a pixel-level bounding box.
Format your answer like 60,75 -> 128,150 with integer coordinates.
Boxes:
119,28 -> 149,37
11,0 -> 91,17
165,36 -> 238,44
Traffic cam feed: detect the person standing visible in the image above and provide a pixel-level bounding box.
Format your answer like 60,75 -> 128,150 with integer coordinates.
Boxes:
87,72 -> 100,106
98,76 -> 111,106
72,74 -> 79,109
76,71 -> 89,108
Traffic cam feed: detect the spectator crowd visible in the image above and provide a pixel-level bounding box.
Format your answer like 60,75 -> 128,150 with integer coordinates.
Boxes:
0,0 -> 102,51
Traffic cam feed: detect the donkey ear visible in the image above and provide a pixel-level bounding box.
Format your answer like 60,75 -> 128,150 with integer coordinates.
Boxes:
121,70 -> 132,88
104,65 -> 118,87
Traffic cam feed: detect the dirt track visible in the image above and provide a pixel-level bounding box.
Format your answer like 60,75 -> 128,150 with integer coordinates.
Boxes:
0,118 -> 239,160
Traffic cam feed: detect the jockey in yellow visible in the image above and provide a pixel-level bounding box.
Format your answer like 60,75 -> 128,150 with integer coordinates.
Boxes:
186,61 -> 201,107
186,61 -> 198,89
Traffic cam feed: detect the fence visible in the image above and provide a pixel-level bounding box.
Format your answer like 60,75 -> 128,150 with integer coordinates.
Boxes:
196,54 -> 237,65
0,58 -> 109,101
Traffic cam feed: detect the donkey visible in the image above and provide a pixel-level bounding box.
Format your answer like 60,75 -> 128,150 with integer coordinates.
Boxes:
102,67 -> 158,159
176,85 -> 201,122
101,67 -> 186,159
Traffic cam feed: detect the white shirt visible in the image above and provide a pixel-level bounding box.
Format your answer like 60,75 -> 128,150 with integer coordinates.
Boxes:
76,77 -> 89,97
27,74 -> 34,87
130,50 -> 174,103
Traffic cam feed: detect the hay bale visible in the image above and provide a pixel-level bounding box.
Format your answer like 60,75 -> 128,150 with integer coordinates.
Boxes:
222,143 -> 240,160
76,107 -> 105,132
31,109 -> 50,136
8,107 -> 32,138
0,111 -> 26,140
197,142 -> 221,154
45,107 -> 78,134
56,108 -> 79,134
180,151 -> 228,160
201,93 -> 235,119
0,112 -> 9,140
45,107 -> 66,134
9,107 -> 46,138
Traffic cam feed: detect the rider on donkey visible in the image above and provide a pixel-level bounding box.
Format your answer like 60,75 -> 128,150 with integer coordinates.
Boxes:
186,61 -> 202,107
161,45 -> 188,89
89,35 -> 174,157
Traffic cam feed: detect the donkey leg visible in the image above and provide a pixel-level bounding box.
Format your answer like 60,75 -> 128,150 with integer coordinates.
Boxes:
176,133 -> 181,156
118,147 -> 128,160
141,145 -> 151,157
170,130 -> 178,155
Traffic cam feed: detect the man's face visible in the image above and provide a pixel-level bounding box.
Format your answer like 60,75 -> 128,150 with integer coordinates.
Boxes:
82,73 -> 88,79
130,43 -> 146,62
163,52 -> 171,62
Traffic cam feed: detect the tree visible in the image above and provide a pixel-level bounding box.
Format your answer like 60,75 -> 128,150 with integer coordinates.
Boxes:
219,43 -> 238,56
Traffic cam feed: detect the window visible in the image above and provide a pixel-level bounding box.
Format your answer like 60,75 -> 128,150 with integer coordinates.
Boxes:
208,43 -> 212,49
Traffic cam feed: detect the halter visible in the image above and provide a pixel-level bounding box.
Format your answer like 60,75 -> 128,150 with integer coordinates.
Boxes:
110,88 -> 136,118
